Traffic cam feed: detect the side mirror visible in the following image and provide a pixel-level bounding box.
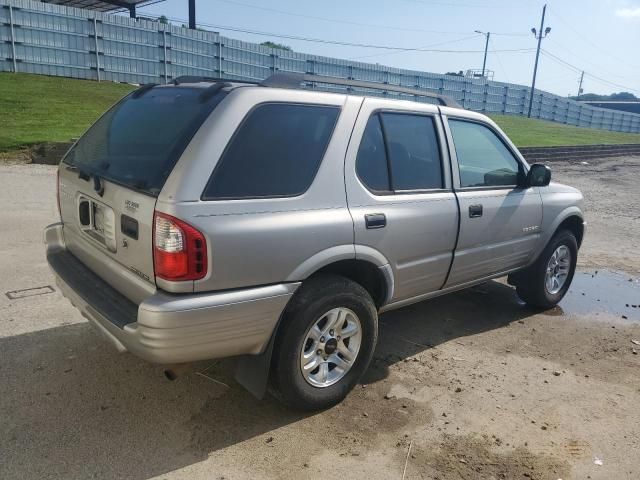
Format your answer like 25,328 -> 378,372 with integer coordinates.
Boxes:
526,163 -> 551,187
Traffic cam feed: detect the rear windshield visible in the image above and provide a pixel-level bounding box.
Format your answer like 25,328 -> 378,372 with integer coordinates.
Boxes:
63,86 -> 227,196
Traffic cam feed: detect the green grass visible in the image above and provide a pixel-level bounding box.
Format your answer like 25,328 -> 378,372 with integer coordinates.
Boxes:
489,114 -> 640,147
1,72 -> 640,151
0,73 -> 133,151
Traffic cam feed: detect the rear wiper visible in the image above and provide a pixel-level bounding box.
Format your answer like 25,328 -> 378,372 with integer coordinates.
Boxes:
66,163 -> 109,196
65,163 -> 92,181
132,83 -> 158,99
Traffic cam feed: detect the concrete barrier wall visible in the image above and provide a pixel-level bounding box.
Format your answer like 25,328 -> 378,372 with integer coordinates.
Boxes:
1,0 -> 640,133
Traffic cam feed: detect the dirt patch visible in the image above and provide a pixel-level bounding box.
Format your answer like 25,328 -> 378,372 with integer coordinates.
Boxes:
411,434 -> 570,480
1,159 -> 639,480
551,155 -> 640,274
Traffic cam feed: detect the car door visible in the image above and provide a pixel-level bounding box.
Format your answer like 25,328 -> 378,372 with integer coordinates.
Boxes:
345,98 -> 459,303
443,114 -> 543,287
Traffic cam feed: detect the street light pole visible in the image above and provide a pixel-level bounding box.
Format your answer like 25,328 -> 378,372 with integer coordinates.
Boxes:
527,4 -> 550,118
475,30 -> 491,78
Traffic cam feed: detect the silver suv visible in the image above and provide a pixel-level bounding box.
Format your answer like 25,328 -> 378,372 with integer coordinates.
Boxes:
45,73 -> 585,410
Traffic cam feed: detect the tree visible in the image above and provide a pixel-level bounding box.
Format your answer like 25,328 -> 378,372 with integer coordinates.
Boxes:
570,91 -> 638,101
261,41 -> 292,51
610,92 -> 637,101
158,15 -> 169,24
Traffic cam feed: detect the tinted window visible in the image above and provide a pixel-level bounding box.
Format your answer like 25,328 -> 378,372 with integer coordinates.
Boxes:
356,112 -> 443,193
63,87 -> 226,196
449,119 -> 521,188
356,115 -> 390,192
204,103 -> 339,199
381,113 -> 442,190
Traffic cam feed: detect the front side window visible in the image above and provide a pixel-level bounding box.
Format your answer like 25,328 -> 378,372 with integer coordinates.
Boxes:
448,119 -> 522,188
356,112 -> 443,193
203,103 -> 339,199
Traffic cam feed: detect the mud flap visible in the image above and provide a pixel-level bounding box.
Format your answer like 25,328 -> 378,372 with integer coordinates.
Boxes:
507,269 -> 528,287
233,331 -> 277,399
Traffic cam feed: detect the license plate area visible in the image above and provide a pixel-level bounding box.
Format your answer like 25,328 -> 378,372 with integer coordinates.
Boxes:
78,195 -> 117,252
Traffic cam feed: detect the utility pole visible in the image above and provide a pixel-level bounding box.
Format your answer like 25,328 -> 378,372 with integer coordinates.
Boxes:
577,71 -> 584,98
475,31 -> 491,78
188,0 -> 196,29
527,4 -> 551,118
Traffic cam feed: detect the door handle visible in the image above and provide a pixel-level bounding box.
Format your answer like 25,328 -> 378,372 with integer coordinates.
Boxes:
365,213 -> 386,229
469,204 -> 483,218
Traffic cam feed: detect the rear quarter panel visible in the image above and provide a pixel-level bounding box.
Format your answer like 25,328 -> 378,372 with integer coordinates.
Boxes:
158,88 -> 363,292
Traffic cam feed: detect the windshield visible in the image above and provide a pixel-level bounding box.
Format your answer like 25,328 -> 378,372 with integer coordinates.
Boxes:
63,86 -> 227,196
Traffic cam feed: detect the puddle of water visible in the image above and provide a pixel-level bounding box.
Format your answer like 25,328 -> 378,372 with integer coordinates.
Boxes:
555,270 -> 640,322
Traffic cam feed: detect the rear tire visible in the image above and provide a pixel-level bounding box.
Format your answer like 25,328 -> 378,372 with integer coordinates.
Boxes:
270,274 -> 378,411
516,229 -> 577,309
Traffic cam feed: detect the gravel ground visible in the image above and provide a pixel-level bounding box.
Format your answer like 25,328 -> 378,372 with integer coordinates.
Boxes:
1,157 -> 639,480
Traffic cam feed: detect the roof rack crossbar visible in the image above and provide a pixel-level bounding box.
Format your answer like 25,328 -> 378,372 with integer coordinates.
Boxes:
260,73 -> 462,108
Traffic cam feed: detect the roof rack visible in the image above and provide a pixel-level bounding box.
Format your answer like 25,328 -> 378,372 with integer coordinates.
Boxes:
168,73 -> 462,108
260,72 -> 462,108
171,76 -> 259,86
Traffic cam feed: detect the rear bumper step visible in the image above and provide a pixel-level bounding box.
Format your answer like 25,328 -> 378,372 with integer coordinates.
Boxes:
44,223 -> 299,364
48,250 -> 138,329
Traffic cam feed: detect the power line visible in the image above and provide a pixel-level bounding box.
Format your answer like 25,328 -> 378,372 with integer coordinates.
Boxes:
206,0 -> 531,37
142,13 -> 537,53
205,24 -> 536,52
545,38 -> 639,82
488,37 -> 511,83
350,34 -> 483,60
209,0 -> 472,35
399,0 -> 510,9
541,49 -> 640,95
548,8 -> 640,70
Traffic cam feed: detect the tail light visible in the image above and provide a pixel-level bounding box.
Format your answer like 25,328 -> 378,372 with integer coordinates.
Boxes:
153,211 -> 207,281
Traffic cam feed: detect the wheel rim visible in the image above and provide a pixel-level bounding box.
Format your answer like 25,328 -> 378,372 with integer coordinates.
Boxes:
300,307 -> 362,388
545,245 -> 571,295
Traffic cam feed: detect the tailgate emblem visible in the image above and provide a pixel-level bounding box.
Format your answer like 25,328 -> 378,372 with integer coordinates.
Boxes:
125,200 -> 139,213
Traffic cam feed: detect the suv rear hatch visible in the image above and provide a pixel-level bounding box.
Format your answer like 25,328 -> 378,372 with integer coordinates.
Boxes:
58,84 -> 227,303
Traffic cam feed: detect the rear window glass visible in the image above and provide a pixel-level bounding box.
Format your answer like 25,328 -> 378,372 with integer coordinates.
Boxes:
203,103 -> 340,200
63,86 -> 226,196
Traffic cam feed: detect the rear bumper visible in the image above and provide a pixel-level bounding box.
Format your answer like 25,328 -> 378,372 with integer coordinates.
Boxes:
44,223 -> 299,364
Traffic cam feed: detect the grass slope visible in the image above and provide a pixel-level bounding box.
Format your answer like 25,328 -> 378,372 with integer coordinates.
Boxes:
1,72 -> 640,151
489,114 -> 640,147
0,73 -> 133,151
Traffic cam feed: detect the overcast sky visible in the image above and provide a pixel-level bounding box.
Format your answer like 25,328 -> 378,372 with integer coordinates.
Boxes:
134,0 -> 640,97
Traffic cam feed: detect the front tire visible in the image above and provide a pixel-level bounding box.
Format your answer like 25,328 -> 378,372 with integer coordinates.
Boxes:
516,229 -> 578,309
270,274 -> 378,411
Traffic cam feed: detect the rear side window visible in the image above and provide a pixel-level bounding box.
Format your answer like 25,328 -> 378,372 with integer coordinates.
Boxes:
63,86 -> 227,196
356,112 -> 443,193
203,103 -> 340,199
356,115 -> 390,192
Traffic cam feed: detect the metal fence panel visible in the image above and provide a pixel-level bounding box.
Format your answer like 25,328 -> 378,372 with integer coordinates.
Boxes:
0,0 -> 639,133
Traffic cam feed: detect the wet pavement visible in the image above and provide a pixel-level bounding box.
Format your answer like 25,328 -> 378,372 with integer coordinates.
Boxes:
557,270 -> 640,322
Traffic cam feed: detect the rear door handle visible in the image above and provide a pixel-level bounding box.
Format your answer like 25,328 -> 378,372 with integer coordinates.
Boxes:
469,204 -> 483,218
365,213 -> 386,229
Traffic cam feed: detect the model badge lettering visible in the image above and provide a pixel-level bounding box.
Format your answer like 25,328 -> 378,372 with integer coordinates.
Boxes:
129,267 -> 149,281
125,200 -> 139,213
